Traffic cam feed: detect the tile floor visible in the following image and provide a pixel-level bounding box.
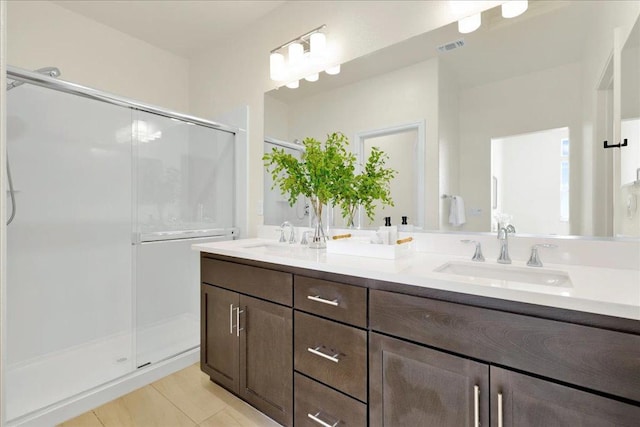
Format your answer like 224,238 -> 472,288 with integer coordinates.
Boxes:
58,364 -> 280,427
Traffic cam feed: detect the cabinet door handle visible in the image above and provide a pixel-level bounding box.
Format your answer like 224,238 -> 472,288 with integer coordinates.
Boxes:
498,392 -> 503,427
307,295 -> 339,306
307,411 -> 339,427
235,307 -> 244,337
473,385 -> 480,427
307,346 -> 340,363
229,304 -> 234,335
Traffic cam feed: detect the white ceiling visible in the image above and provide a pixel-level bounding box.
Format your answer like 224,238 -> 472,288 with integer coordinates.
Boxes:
53,0 -> 287,58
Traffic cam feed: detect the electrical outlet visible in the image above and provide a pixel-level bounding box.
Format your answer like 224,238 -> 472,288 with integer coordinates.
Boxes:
257,200 -> 264,216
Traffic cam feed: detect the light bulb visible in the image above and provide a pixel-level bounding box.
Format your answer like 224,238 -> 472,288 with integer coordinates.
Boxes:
502,1 -> 528,18
310,32 -> 327,59
305,73 -> 319,82
286,80 -> 299,89
458,13 -> 481,34
269,52 -> 285,81
288,42 -> 303,66
325,64 -> 341,75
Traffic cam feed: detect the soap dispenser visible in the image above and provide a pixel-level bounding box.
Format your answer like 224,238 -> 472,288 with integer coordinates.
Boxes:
385,216 -> 398,244
398,216 -> 414,232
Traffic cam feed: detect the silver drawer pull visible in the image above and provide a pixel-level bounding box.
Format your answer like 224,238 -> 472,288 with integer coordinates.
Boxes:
474,385 -> 480,427
307,346 -> 340,363
229,304 -> 234,335
498,392 -> 504,427
308,411 -> 340,427
307,295 -> 339,306
235,307 -> 244,337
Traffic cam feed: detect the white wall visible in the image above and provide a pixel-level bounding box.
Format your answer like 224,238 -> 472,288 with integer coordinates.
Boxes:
458,62 -> 583,233
7,1 -> 189,113
438,60 -> 461,231
189,1 -> 503,236
264,95 -> 289,142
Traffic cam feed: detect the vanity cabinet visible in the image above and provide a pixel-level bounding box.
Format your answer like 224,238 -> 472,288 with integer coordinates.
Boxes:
200,257 -> 293,426
370,332 -> 489,427
370,289 -> 640,426
199,254 -> 640,427
491,367 -> 640,426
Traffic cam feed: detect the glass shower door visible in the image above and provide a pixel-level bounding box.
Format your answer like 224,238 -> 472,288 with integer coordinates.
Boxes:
135,111 -> 235,367
5,84 -> 135,421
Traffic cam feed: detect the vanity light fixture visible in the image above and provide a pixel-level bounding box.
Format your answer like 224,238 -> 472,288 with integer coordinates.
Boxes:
458,13 -> 481,33
451,1 -> 529,34
502,0 -> 528,19
269,24 -> 340,89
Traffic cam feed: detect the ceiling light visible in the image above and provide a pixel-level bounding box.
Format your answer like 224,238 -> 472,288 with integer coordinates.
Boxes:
502,1 -> 528,18
458,13 -> 481,33
325,64 -> 341,75
305,73 -> 319,82
286,80 -> 299,89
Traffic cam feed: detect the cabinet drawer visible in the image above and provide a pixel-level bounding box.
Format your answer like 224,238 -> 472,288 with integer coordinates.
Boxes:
201,257 -> 292,306
294,373 -> 366,427
370,289 -> 640,402
294,276 -> 367,327
294,311 -> 367,401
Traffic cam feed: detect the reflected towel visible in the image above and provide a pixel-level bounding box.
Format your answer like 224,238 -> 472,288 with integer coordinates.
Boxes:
449,196 -> 466,227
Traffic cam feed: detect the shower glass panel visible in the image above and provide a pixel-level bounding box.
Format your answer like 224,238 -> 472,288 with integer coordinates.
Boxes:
135,111 -> 235,367
5,85 -> 134,421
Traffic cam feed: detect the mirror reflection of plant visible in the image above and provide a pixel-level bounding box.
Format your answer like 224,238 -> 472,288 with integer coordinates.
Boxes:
263,132 -> 356,220
337,146 -> 396,226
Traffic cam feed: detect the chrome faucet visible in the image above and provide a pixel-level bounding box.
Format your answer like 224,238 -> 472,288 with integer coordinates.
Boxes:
497,224 -> 516,264
279,221 -> 296,244
461,240 -> 485,262
527,243 -> 557,267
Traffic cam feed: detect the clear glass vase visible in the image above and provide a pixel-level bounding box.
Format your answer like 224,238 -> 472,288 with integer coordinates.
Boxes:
309,197 -> 327,249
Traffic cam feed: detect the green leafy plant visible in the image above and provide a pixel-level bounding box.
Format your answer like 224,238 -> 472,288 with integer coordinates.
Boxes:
263,132 -> 356,219
263,131 -> 396,228
337,146 -> 396,225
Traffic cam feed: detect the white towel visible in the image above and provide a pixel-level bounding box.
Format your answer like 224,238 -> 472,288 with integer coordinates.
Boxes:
449,196 -> 466,227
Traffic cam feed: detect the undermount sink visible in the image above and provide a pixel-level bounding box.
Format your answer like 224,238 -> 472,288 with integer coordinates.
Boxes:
240,242 -> 297,252
434,261 -> 572,287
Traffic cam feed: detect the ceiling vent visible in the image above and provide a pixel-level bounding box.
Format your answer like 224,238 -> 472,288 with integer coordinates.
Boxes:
437,39 -> 465,53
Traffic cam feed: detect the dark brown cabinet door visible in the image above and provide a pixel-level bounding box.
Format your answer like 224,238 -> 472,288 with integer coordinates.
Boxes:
239,294 -> 293,427
370,332 -> 489,427
200,284 -> 240,394
491,367 -> 640,427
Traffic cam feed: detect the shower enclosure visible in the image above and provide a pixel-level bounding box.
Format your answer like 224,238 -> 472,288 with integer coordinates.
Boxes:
3,66 -> 238,425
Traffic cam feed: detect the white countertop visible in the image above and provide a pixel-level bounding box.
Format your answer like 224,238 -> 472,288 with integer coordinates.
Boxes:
194,238 -> 640,321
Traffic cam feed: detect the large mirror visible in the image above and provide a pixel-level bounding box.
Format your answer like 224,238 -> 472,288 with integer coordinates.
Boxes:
264,1 -> 640,238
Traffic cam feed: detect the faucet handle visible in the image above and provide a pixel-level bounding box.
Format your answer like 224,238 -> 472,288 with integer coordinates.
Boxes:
300,231 -> 311,245
527,243 -> 557,267
461,239 -> 485,262
278,227 -> 287,243
289,228 -> 297,244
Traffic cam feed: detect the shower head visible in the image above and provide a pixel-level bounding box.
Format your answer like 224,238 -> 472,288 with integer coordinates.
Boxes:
7,66 -> 62,91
